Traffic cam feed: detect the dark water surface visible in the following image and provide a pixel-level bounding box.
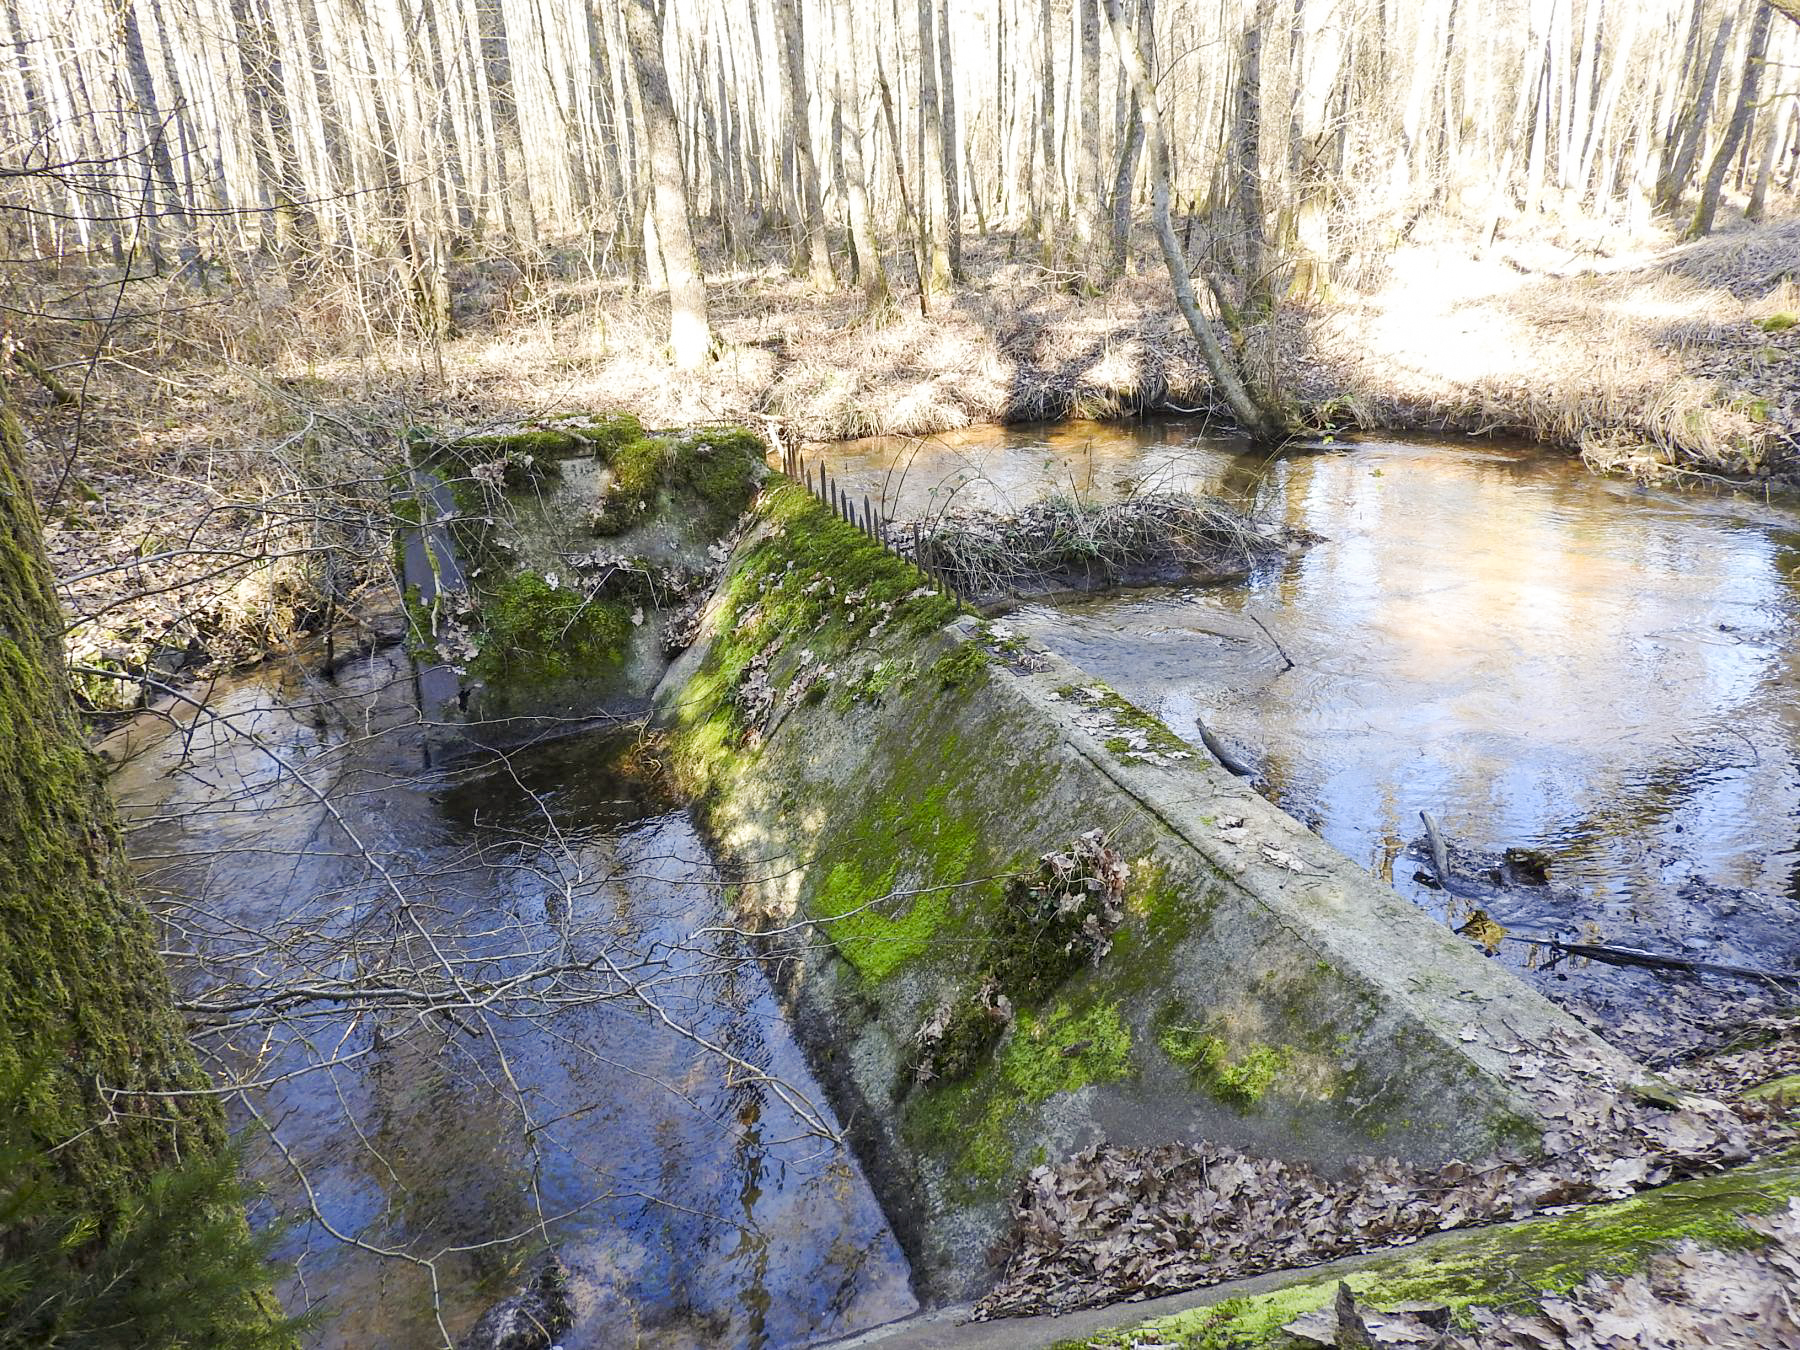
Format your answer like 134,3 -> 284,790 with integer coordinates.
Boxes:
823,422 -> 1800,1052
104,657 -> 912,1348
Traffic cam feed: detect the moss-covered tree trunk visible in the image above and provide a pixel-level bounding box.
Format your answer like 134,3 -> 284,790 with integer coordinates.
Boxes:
0,391 -> 287,1343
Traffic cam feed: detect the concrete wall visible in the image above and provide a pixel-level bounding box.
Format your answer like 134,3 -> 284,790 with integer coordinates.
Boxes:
654,481 -> 1644,1301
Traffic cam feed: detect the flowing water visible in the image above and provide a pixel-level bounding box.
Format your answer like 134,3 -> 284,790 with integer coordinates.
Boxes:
821,422 -> 1800,1056
95,420 -> 1800,1343
103,653 -> 913,1348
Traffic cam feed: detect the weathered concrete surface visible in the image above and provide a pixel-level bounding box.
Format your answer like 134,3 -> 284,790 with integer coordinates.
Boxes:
805,1160 -> 1800,1350
399,419 -> 763,738
653,481 -> 1644,1302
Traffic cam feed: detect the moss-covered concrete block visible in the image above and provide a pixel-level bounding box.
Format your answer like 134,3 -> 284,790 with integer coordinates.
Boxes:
655,481 -> 1644,1301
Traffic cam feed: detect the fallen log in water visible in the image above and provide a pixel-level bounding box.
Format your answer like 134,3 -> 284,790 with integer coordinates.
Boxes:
1508,935 -> 1800,989
1195,714 -> 1256,778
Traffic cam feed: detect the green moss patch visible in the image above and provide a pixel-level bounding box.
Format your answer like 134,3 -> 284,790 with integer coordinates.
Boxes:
665,479 -> 962,797
592,423 -> 764,536
1071,1162 -> 1800,1348
1155,999 -> 1293,1107
909,996 -> 1135,1192
465,571 -> 632,691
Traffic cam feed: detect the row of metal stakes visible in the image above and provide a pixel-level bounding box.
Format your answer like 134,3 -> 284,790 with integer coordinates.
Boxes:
778,439 -> 966,604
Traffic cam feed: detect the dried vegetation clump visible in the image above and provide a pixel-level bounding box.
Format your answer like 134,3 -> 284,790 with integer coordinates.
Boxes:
978,1020 -> 1794,1319
913,491 -> 1290,603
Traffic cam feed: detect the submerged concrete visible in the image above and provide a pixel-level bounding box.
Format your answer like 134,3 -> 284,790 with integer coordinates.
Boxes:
653,479 -> 1645,1301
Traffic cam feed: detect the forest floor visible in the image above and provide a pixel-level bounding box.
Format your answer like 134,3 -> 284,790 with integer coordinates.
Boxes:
20,204 -> 1800,699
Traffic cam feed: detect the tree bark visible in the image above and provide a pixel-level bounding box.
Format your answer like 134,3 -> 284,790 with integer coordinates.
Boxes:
1074,0 -> 1101,263
916,0 -> 953,293
623,0 -> 711,367
1658,8 -> 1739,209
933,0 -> 964,279
0,390 -> 283,1340
774,0 -> 834,289
1689,2 -> 1773,235
1106,0 -> 1148,281
1103,0 -> 1287,443
833,0 -> 888,312
1230,0 -> 1272,314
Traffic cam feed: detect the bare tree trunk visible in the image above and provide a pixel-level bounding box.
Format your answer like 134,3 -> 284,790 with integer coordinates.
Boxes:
1746,74 -> 1793,217
1230,0 -> 1272,314
623,0 -> 711,367
774,0 -> 834,288
1106,0 -> 1147,281
933,0 -> 964,279
1659,7 -> 1740,208
833,0 -> 888,312
916,0 -> 953,293
1689,2 -> 1772,234
1103,0 -> 1286,443
1037,0 -> 1059,259
1074,0 -> 1101,265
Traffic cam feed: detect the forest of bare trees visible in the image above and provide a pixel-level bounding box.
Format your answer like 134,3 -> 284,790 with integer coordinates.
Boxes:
3,0 -> 1796,360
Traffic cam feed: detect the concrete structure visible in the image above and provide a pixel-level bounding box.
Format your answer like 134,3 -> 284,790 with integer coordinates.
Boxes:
654,481 -> 1644,1300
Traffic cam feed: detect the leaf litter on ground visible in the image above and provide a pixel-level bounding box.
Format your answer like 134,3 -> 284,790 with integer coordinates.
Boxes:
976,1017 -> 1798,1322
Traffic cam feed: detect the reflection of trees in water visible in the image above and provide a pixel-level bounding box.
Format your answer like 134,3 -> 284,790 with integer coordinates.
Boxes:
107,661 -> 904,1347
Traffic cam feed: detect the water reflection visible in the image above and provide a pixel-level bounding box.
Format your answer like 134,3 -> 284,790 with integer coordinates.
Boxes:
823,426 -> 1800,1050
106,660 -> 913,1347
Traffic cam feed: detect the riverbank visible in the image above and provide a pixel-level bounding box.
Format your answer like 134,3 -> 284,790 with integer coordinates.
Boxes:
21,208 -> 1799,707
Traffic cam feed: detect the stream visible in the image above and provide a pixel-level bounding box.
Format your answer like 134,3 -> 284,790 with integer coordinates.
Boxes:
822,421 -> 1800,1057
102,652 -> 913,1348
97,420 -> 1800,1344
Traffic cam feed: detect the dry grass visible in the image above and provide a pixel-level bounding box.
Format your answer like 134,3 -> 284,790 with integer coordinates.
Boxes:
1311,211 -> 1800,478
914,490 -> 1286,603
15,202 -> 1800,699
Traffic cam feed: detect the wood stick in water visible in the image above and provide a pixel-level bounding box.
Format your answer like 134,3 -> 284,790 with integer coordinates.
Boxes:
1420,810 -> 1451,890
1196,715 -> 1255,778
1508,935 -> 1800,988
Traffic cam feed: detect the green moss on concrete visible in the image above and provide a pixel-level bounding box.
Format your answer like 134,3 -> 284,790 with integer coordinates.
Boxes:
931,642 -> 990,688
907,996 -> 1135,1193
437,412 -> 646,461
1060,681 -> 1196,763
665,478 -> 962,798
1156,1000 -> 1293,1107
1073,1162 -> 1800,1348
592,423 -> 765,536
466,571 -> 632,692
816,859 -> 956,983
1002,999 -> 1134,1101
811,777 -> 980,982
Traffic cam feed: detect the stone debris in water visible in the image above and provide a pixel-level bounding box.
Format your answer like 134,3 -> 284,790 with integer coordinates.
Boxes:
976,1023 -> 1793,1318
462,1256 -> 574,1350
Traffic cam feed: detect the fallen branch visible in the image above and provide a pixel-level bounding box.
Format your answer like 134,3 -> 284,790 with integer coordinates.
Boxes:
1509,935 -> 1800,988
1196,714 -> 1255,777
1249,611 -> 1294,674
1419,810 -> 1452,890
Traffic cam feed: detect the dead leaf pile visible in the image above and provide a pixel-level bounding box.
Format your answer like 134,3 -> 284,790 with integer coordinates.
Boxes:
977,1032 -> 1788,1319
1272,1197 -> 1800,1348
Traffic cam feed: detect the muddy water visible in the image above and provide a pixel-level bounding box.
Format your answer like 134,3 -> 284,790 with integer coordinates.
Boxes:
103,653 -> 913,1348
822,423 -> 1800,1054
